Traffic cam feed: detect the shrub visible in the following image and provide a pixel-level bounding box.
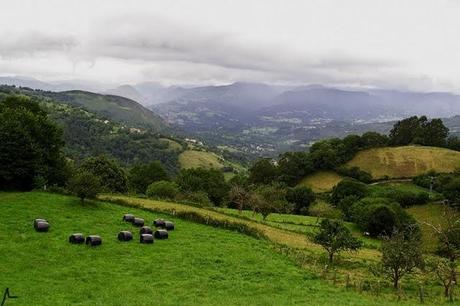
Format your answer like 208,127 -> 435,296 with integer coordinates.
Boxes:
309,202 -> 343,220
177,168 -> 229,205
129,161 -> 169,194
286,186 -> 316,215
183,191 -> 213,207
330,179 -> 367,205
81,155 -> 128,193
335,166 -> 372,184
146,181 -> 179,199
68,170 -> 101,202
337,195 -> 360,220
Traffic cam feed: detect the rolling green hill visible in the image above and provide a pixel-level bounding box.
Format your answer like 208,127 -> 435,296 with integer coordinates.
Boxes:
0,192 -> 397,305
0,85 -> 167,130
347,146 -> 460,179
178,150 -> 225,170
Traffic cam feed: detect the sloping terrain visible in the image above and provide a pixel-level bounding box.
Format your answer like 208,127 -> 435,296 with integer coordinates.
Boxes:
298,171 -> 343,193
178,150 -> 224,170
1,192 -> 393,306
347,146 -> 460,179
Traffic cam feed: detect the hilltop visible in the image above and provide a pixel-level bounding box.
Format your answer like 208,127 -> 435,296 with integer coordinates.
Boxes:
347,146 -> 460,179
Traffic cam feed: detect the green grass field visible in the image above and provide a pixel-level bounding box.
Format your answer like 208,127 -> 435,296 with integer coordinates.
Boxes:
178,150 -> 224,170
347,146 -> 460,179
0,192 -> 416,305
298,171 -> 343,193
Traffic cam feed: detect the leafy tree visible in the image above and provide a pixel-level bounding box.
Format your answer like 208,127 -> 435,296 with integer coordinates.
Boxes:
68,170 -> 101,203
313,219 -> 362,263
177,168 -> 229,205
421,118 -> 449,147
248,158 -> 278,185
277,152 -> 313,185
286,186 -> 316,215
337,195 -> 360,220
443,178 -> 460,204
228,185 -> 251,213
228,174 -> 249,187
252,184 -> 289,220
129,161 -> 169,194
389,116 -> 424,145
380,228 -> 423,289
330,179 -> 367,205
360,131 -> 388,148
426,257 -> 457,297
81,155 -> 128,193
146,180 -> 179,199
0,95 -> 66,190
446,136 -> 460,151
309,139 -> 344,170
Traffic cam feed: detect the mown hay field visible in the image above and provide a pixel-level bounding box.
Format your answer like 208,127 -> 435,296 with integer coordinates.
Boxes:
347,146 -> 460,179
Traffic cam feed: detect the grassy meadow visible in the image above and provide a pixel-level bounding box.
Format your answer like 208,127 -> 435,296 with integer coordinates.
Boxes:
0,192 -> 421,306
347,146 -> 460,179
298,171 -> 343,193
178,150 -> 224,170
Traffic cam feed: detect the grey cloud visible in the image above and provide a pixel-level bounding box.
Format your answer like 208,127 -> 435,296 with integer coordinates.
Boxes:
0,32 -> 77,57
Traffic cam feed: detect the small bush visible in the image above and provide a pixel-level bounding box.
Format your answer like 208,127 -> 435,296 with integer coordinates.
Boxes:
146,181 -> 179,199
309,202 -> 343,220
330,179 -> 367,205
336,166 -> 372,184
182,191 -> 213,207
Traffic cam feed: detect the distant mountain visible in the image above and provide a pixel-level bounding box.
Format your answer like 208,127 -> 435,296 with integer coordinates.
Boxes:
0,84 -> 167,131
104,85 -> 147,105
0,76 -> 112,92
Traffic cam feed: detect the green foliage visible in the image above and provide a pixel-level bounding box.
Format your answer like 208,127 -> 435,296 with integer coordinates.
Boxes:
177,168 -> 229,205
286,186 -> 316,215
350,197 -> 418,237
335,166 -> 372,183
248,158 -> 278,185
277,152 -> 313,185
389,116 -> 449,146
313,219 -> 362,263
330,179 -> 367,205
81,155 -> 128,193
68,170 -> 101,202
308,202 -> 344,220
309,139 -> 344,170
129,161 -> 169,194
446,135 -> 460,151
181,191 -> 213,207
380,229 -> 423,288
146,180 -> 179,199
360,131 -> 389,148
337,195 -> 360,220
0,95 -> 66,190
252,184 -> 290,220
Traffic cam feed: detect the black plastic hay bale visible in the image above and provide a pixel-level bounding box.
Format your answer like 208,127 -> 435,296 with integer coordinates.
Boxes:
140,234 -> 154,244
117,231 -> 133,241
69,233 -> 85,244
122,214 -> 135,223
33,218 -> 47,227
164,221 -> 175,231
154,229 -> 169,240
133,218 -> 144,227
153,219 -> 165,228
140,226 -> 153,235
34,220 -> 50,232
86,235 -> 102,246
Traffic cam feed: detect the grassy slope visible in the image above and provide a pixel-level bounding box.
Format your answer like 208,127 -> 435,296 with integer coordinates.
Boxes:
406,203 -> 458,253
1,192 -> 400,306
53,90 -> 166,130
160,138 -> 183,151
347,146 -> 460,179
179,150 -> 224,170
298,171 -> 343,193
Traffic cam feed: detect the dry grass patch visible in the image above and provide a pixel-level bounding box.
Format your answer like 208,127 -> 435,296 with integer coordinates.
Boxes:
347,146 -> 460,179
298,171 -> 343,193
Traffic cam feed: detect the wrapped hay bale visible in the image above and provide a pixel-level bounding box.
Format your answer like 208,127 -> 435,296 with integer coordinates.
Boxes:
140,226 -> 153,235
122,214 -> 135,223
154,229 -> 169,240
153,219 -> 165,228
133,218 -> 144,227
86,235 -> 102,246
140,234 -> 154,244
69,233 -> 85,244
164,221 -> 175,231
117,231 -> 133,241
34,219 -> 50,232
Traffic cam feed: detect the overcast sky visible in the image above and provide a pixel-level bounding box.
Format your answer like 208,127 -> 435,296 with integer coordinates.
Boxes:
1,0 -> 459,91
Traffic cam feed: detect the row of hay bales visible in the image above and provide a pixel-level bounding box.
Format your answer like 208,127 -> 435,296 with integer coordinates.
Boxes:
33,214 -> 175,246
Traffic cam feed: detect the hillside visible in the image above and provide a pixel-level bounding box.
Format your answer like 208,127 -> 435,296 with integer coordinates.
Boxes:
347,146 -> 460,179
179,150 -> 224,170
0,85 -> 167,130
298,171 -> 343,193
0,192 -> 393,306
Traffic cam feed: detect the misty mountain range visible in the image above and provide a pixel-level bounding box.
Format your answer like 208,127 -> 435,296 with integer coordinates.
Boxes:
3,75 -> 460,157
